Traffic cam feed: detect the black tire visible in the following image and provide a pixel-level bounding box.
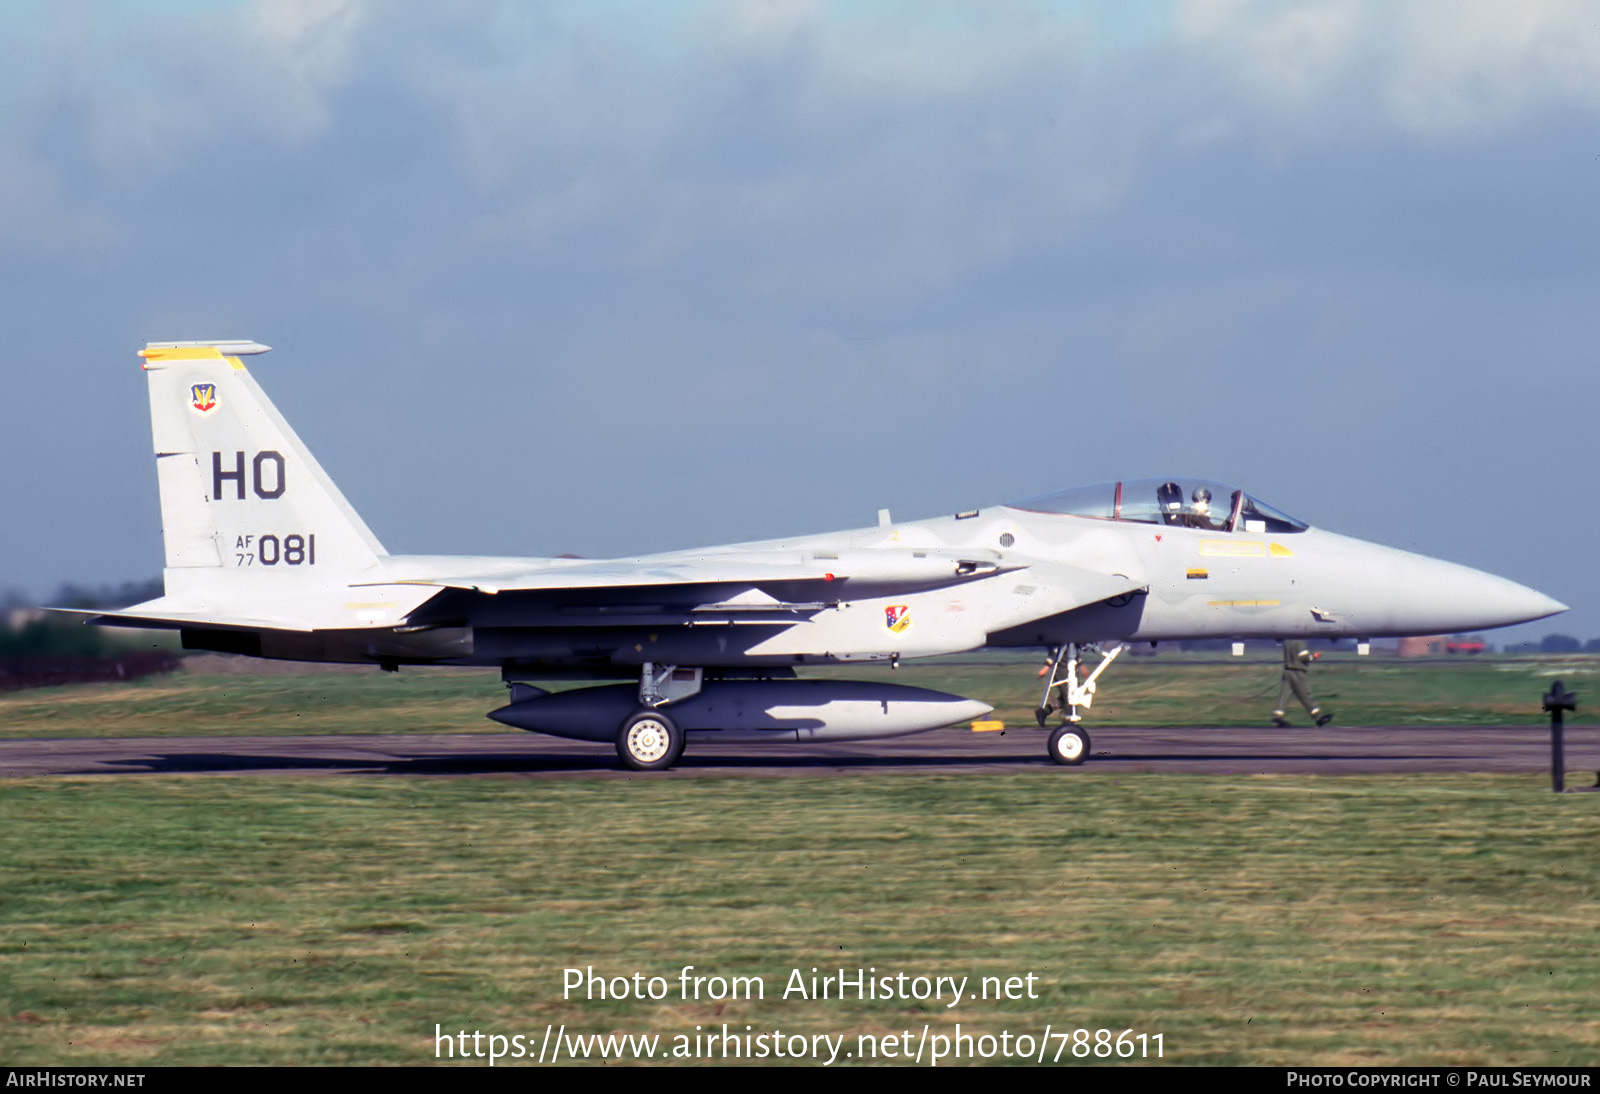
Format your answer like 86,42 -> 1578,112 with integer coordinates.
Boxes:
1047,724 -> 1091,766
616,709 -> 685,771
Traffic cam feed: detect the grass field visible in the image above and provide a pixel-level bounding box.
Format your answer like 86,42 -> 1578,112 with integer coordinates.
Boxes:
1,773 -> 1597,1066
1,652 -> 1595,740
2,657 -> 1597,1066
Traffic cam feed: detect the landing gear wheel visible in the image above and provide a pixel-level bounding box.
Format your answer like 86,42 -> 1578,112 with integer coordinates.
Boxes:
1047,724 -> 1091,766
616,710 -> 685,771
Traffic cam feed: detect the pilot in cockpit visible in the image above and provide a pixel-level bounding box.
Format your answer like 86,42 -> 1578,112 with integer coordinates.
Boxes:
1186,487 -> 1221,530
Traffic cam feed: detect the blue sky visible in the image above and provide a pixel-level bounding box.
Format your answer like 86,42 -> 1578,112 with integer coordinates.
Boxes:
1,0 -> 1596,644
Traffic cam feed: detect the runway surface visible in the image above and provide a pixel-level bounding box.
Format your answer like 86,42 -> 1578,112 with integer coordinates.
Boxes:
3,724 -> 1599,779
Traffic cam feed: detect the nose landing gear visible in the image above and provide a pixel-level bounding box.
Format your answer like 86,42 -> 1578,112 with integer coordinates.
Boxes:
1035,642 -> 1122,764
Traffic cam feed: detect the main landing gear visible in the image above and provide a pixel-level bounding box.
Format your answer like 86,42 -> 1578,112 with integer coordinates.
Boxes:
616,709 -> 685,771
1035,642 -> 1123,765
615,662 -> 700,771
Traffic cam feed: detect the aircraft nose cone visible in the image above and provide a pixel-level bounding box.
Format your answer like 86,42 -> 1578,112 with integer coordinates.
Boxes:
1383,555 -> 1566,634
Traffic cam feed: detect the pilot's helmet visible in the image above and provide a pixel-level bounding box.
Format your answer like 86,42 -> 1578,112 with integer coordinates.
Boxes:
1192,487 -> 1212,508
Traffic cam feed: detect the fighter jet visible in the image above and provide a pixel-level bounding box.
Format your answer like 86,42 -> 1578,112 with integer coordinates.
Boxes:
76,340 -> 1567,769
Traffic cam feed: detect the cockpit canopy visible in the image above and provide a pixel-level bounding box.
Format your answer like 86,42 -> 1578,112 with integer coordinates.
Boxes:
1006,478 -> 1308,534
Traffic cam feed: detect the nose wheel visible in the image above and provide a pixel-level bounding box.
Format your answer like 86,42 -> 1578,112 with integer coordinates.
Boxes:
1047,724 -> 1091,766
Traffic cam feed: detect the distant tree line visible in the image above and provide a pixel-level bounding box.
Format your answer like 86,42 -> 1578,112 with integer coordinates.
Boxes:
40,579 -> 164,611
1,578 -> 180,690
1173,635 -> 1600,655
0,650 -> 183,691
1501,634 -> 1600,654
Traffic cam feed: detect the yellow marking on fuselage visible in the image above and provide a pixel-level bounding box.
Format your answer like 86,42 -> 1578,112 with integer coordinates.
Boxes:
1185,568 -> 1209,579
344,602 -> 398,611
1200,540 -> 1265,557
970,720 -> 1005,732
1269,543 -> 1294,557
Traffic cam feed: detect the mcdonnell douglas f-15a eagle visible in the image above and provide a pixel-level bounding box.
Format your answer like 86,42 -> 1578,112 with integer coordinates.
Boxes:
75,340 -> 1567,769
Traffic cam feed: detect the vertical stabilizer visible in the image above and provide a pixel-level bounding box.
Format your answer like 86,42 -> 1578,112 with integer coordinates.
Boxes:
139,341 -> 387,605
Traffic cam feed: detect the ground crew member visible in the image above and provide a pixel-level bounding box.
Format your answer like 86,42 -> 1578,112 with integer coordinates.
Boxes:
1273,639 -> 1332,727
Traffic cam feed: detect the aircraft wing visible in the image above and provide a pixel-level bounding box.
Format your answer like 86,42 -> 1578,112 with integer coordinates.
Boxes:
376,561 -> 833,596
375,548 -> 1015,596
61,557 -> 1139,638
54,566 -> 848,635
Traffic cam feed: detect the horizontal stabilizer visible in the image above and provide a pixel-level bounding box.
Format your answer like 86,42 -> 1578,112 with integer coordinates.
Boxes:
53,581 -> 441,634
50,605 -> 314,633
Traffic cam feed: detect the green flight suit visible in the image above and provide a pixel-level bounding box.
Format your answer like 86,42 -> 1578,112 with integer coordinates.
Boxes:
1274,640 -> 1325,723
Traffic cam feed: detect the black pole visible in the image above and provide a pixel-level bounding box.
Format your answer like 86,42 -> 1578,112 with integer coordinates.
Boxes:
1543,680 -> 1577,794
1552,708 -> 1564,794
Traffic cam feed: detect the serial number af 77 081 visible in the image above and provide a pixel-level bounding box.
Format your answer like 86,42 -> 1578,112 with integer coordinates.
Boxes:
234,533 -> 316,567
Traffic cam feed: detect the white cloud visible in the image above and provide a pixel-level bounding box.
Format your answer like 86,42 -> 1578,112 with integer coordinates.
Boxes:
242,0 -> 370,137
64,0 -> 370,171
1177,0 -> 1363,108
1177,0 -> 1600,137
1381,1 -> 1600,135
